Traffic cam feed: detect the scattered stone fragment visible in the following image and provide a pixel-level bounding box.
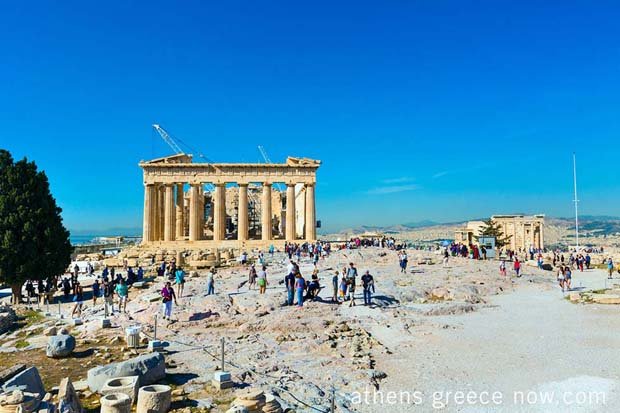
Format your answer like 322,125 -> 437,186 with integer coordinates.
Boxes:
46,334 -> 76,358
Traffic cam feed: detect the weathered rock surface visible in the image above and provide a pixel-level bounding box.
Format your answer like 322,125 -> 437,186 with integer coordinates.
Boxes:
87,352 -> 165,392
46,334 -> 76,358
1,366 -> 45,397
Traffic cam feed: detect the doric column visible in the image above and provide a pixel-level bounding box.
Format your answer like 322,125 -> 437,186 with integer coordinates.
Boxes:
175,183 -> 184,240
142,184 -> 154,243
237,184 -> 249,241
305,183 -> 316,241
154,185 -> 163,240
262,183 -> 272,241
189,184 -> 201,241
285,183 -> 296,241
164,184 -> 175,241
214,184 -> 226,241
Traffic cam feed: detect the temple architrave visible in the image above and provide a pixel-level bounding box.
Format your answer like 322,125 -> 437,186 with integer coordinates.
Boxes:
140,154 -> 320,249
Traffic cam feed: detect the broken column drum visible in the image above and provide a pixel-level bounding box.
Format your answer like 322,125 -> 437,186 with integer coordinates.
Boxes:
137,385 -> 171,413
100,393 -> 132,413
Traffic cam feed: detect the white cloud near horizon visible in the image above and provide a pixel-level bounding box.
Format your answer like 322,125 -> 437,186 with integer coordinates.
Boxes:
366,183 -> 421,194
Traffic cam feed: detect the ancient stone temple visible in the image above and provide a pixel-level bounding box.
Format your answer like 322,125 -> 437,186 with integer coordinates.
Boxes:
140,154 -> 320,249
492,214 -> 545,251
455,214 -> 545,251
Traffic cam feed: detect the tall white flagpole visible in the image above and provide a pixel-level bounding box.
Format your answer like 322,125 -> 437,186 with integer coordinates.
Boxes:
573,153 -> 579,251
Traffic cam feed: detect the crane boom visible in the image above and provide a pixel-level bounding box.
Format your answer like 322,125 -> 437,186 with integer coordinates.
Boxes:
258,145 -> 285,191
153,124 -> 184,154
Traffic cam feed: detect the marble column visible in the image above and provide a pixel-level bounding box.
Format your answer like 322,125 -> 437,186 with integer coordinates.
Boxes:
539,222 -> 544,249
305,183 -> 316,241
285,183 -> 296,241
262,183 -> 272,241
154,185 -> 163,241
189,184 -> 201,241
175,183 -> 184,240
213,184 -> 226,241
142,184 -> 154,243
164,184 -> 175,241
237,184 -> 249,241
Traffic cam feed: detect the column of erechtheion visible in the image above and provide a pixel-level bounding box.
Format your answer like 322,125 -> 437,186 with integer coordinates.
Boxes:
285,184 -> 296,241
262,183 -> 273,240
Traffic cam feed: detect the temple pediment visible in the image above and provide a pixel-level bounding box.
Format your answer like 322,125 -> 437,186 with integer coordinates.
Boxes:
142,154 -> 193,164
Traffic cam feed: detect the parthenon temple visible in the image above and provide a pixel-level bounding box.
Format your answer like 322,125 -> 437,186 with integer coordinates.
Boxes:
140,154 -> 320,249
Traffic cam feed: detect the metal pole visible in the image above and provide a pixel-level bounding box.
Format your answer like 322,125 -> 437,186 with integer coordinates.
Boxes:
154,314 -> 158,341
221,337 -> 225,371
573,153 -> 579,251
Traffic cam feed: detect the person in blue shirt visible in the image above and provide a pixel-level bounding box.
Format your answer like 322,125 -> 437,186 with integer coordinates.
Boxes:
175,267 -> 186,298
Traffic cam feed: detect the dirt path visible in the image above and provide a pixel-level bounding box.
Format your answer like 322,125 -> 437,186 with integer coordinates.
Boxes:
364,269 -> 620,412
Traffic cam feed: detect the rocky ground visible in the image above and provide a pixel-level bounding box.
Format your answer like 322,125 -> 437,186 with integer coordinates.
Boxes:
3,247 -> 620,412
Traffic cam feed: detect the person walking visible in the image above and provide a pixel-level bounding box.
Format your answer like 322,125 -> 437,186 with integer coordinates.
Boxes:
175,267 -> 186,298
71,282 -> 84,318
206,267 -> 215,295
339,273 -> 348,302
161,281 -> 178,320
557,267 -> 566,292
399,251 -> 408,273
103,279 -> 115,316
564,265 -> 572,290
285,270 -> 296,306
332,270 -> 339,303
361,270 -> 374,306
248,265 -> 257,290
92,279 -> 100,306
115,278 -> 129,313
608,258 -> 614,279
257,265 -> 268,294
294,273 -> 305,307
514,258 -> 522,277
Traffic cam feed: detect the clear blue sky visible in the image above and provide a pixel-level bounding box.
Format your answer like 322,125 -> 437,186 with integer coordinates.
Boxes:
2,1 -> 619,234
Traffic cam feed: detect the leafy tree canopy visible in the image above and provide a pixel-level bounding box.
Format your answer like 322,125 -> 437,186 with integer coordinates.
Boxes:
0,150 -> 72,298
475,218 -> 512,248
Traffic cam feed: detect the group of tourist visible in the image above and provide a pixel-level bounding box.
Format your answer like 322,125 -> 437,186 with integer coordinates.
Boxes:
336,236 -> 405,251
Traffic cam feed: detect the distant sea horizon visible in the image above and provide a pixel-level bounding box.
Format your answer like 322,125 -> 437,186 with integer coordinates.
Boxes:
69,230 -> 142,246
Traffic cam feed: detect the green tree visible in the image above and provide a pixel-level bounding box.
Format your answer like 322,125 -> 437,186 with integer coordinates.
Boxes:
475,218 -> 512,248
0,150 -> 72,304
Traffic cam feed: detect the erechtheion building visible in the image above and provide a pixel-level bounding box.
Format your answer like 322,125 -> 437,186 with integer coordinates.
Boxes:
140,154 -> 320,249
455,214 -> 545,251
